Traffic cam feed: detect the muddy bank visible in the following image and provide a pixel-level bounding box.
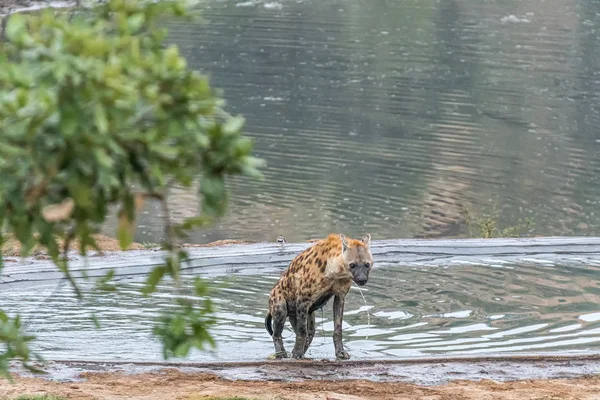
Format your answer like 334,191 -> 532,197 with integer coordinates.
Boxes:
3,366 -> 600,400
0,0 -> 75,16
1,234 -> 146,257
0,234 -> 257,258
10,356 -> 600,385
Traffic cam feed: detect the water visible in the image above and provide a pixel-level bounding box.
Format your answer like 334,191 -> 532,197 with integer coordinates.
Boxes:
98,0 -> 600,244
6,0 -> 600,367
4,238 -> 600,362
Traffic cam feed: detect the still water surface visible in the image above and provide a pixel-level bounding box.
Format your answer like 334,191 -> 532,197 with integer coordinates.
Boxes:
101,0 -> 600,244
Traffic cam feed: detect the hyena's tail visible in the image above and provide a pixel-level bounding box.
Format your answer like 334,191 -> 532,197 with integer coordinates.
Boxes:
265,312 -> 273,336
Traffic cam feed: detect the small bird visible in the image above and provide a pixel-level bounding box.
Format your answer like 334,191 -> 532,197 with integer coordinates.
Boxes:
277,235 -> 286,245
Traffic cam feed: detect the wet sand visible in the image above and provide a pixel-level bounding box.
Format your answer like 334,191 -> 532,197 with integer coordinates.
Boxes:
3,367 -> 600,400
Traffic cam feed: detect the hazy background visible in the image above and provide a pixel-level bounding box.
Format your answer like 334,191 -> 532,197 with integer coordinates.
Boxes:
105,0 -> 600,244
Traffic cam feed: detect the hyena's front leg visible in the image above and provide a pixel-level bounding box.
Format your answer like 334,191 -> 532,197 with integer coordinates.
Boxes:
333,293 -> 350,360
291,301 -> 309,359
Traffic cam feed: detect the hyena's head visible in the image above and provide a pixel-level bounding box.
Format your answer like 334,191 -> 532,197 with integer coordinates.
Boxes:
340,233 -> 373,287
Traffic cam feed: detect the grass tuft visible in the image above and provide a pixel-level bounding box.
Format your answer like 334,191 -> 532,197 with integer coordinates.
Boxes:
461,205 -> 535,238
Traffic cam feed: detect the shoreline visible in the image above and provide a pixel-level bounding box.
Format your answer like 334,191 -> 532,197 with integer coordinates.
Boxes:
4,362 -> 600,399
0,234 -> 291,258
0,232 -> 578,259
0,0 -> 76,17
1,229 -> 333,258
11,353 -> 600,384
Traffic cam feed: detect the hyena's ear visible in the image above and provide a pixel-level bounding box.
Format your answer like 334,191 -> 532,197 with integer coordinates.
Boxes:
340,233 -> 349,252
362,234 -> 371,247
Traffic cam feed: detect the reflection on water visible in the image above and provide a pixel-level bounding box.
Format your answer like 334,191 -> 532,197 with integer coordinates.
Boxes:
101,0 -> 600,244
6,257 -> 600,362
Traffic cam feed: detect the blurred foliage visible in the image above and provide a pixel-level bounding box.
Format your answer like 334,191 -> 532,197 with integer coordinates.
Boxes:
0,0 -> 263,377
0,312 -> 43,382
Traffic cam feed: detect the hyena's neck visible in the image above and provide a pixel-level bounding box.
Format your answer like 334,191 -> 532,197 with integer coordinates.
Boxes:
325,253 -> 351,280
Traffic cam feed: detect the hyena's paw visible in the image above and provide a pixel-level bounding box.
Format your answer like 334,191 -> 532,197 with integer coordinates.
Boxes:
268,351 -> 289,360
335,350 -> 351,360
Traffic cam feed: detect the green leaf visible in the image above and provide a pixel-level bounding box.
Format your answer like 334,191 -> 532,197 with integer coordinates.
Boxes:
5,14 -> 27,43
164,45 -> 181,70
69,181 -> 93,209
94,149 -> 114,169
96,269 -> 117,292
94,104 -> 109,135
0,143 -> 25,158
127,13 -> 146,32
143,266 -> 166,295
91,313 -> 101,329
200,175 -> 227,216
222,115 -> 245,136
178,215 -> 212,232
233,136 -> 253,155
117,211 -> 134,250
152,144 -> 179,160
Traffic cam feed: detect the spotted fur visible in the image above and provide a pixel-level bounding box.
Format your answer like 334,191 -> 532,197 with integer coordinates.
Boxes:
265,233 -> 373,360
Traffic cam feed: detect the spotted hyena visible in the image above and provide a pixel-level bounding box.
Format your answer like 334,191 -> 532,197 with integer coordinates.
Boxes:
264,233 -> 373,360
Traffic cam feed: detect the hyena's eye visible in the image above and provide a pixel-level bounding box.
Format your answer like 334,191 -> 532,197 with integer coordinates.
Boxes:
365,263 -> 371,269
349,263 -> 357,269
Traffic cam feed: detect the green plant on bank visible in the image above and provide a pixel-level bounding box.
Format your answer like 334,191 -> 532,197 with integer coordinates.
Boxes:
461,205 -> 535,238
0,0 -> 263,379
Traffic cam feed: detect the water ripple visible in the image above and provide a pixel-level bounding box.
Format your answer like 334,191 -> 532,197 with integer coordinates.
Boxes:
4,248 -> 600,362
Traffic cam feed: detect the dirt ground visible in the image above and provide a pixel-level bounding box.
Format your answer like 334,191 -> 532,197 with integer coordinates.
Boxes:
0,0 -> 72,16
2,369 -> 600,400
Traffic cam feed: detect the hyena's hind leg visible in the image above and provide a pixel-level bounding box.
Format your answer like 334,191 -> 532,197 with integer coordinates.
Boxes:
270,298 -> 289,358
303,312 -> 316,354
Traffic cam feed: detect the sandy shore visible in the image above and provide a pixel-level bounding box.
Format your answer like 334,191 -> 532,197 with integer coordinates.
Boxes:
2,368 -> 600,400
